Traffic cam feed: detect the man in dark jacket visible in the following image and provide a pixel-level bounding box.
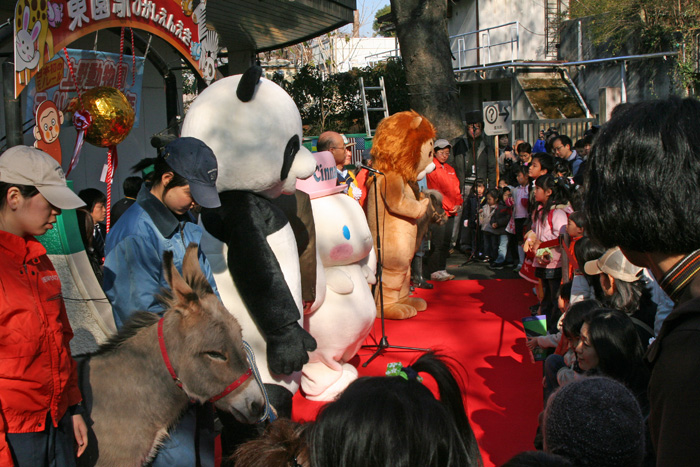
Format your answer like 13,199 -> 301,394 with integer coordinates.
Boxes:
449,112 -> 498,191
110,176 -> 143,226
450,112 -> 498,253
585,97 -> 700,466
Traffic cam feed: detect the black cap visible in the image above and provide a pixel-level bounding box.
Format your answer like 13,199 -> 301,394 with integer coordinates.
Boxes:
162,137 -> 221,208
464,110 -> 483,124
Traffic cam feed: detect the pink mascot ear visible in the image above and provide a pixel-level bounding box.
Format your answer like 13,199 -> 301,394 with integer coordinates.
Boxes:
410,116 -> 422,129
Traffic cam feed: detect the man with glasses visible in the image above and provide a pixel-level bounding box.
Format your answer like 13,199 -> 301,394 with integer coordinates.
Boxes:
317,131 -> 362,201
551,135 -> 582,178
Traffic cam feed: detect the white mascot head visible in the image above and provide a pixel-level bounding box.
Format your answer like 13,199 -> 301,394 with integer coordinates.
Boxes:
181,66 -> 315,197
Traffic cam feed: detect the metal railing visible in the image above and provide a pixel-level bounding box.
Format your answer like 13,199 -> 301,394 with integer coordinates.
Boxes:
364,21 -> 521,69
365,48 -> 401,67
514,118 -> 598,146
451,21 -> 520,70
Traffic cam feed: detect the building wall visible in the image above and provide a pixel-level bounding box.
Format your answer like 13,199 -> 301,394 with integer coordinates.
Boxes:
448,0 -> 549,68
457,78 -> 512,117
311,37 -> 399,73
559,17 -> 677,116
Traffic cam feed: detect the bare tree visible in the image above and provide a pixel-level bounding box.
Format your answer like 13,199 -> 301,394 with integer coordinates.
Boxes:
390,0 -> 464,139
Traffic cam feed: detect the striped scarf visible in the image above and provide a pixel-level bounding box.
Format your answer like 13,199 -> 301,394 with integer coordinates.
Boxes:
659,249 -> 700,302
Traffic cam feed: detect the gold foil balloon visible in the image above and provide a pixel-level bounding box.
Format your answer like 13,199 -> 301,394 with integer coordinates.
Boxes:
79,87 -> 135,148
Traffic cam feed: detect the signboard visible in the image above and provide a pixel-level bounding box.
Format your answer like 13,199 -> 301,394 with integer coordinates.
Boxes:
24,49 -> 145,127
482,100 -> 512,136
13,0 -> 219,98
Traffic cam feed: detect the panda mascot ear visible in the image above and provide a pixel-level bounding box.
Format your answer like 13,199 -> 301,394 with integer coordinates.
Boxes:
281,135 -> 300,181
236,65 -> 263,102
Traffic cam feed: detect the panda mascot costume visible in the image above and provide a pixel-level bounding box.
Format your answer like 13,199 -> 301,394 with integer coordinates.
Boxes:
181,66 -> 317,448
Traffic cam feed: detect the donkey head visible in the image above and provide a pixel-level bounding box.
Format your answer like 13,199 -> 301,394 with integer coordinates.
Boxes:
161,244 -> 266,423
424,189 -> 448,226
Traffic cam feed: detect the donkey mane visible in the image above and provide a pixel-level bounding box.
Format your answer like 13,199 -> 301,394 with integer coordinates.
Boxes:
94,311 -> 161,355
423,188 -> 444,207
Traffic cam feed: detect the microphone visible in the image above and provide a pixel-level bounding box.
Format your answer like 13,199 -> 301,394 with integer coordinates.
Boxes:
359,164 -> 383,175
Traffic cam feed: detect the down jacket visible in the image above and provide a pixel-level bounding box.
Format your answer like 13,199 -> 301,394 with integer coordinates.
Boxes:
0,230 -> 81,461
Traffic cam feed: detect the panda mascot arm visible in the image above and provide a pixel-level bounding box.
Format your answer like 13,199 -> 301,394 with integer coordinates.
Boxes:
202,191 -> 316,375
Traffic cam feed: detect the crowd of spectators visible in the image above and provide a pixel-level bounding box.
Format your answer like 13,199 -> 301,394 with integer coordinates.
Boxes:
408,97 -> 696,466
2,96 -> 699,466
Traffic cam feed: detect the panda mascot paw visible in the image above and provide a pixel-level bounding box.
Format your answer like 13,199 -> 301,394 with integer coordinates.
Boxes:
267,322 -> 318,375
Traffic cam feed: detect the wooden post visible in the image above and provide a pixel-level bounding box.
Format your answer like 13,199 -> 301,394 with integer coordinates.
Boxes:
495,135 -> 500,187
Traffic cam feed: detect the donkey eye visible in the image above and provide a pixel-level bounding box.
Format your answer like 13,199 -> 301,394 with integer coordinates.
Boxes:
204,351 -> 227,361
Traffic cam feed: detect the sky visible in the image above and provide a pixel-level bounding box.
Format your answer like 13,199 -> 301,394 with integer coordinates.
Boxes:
337,0 -> 391,38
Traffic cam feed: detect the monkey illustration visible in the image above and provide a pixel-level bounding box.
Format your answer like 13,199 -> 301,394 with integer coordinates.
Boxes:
33,100 -> 64,164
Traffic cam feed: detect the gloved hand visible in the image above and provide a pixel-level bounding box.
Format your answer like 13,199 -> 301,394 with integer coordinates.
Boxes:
352,184 -> 362,201
266,322 -> 317,375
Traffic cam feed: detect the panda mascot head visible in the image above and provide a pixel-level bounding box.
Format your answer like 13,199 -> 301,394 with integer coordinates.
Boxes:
181,66 -> 315,197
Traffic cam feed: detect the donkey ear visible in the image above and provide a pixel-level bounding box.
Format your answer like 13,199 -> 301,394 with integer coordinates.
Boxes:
181,243 -> 214,296
162,249 -> 195,303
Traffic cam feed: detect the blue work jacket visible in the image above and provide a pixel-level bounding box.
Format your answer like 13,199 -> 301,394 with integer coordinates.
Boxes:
103,186 -> 219,328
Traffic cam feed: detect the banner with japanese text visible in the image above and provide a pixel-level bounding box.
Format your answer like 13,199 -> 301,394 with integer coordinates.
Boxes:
14,0 -> 218,98
24,48 -> 145,127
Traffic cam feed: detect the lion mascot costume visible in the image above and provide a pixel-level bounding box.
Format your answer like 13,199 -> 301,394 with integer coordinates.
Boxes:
366,110 -> 436,319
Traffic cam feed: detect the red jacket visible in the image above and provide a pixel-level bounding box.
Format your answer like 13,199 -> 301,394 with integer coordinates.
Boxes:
356,168 -> 370,210
0,230 -> 81,459
427,161 -> 463,215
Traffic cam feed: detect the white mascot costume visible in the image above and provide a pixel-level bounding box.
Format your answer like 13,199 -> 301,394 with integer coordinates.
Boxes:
181,66 -> 317,436
297,151 -> 377,401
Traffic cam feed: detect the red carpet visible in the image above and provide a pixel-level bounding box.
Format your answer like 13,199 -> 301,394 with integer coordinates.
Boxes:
292,279 -> 543,467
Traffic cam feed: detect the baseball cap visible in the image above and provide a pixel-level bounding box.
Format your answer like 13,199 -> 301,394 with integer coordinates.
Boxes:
162,137 -> 220,208
584,247 -> 643,283
464,110 -> 483,124
0,146 -> 85,210
342,134 -> 357,148
434,139 -> 451,149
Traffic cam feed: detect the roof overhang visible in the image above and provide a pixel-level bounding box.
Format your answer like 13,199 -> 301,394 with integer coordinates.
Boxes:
208,0 -> 356,53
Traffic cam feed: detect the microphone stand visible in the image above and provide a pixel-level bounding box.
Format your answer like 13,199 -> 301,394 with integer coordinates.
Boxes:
362,170 -> 430,368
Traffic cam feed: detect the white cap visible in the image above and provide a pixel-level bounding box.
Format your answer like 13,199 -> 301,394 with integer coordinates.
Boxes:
434,139 -> 451,149
0,146 -> 85,210
584,247 -> 643,283
341,134 -> 357,148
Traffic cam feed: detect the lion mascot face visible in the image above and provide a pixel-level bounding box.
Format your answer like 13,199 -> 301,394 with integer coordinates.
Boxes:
370,110 -> 436,182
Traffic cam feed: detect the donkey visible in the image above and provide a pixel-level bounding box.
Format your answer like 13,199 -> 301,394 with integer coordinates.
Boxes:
77,244 -> 266,466
415,188 -> 448,252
